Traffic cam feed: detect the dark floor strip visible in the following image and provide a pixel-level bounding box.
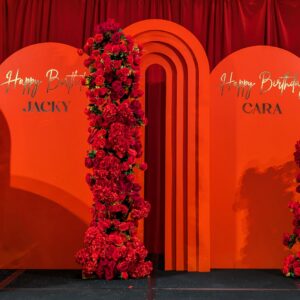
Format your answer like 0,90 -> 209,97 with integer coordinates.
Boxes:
147,275 -> 155,300
153,287 -> 300,291
2,287 -> 299,292
0,270 -> 25,289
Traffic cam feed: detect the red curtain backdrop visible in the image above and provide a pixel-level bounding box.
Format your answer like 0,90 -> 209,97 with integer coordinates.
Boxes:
1,0 -> 300,259
1,0 -> 300,68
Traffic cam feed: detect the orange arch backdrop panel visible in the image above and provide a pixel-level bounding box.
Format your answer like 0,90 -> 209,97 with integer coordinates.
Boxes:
210,46 -> 300,268
0,43 -> 90,269
125,20 -> 210,271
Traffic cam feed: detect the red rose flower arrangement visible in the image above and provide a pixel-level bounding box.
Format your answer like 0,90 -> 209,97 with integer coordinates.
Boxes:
282,140 -> 300,278
75,19 -> 152,280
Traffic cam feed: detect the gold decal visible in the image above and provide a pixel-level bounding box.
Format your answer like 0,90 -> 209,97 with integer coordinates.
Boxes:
259,71 -> 300,97
46,69 -> 60,92
0,69 -> 42,97
220,72 -> 256,99
0,68 -> 85,98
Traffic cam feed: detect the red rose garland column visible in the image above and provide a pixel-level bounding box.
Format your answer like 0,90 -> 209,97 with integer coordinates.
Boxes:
75,20 -> 152,280
282,141 -> 300,278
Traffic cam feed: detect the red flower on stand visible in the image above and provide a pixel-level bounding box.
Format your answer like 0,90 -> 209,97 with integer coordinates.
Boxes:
282,141 -> 300,278
75,19 -> 152,280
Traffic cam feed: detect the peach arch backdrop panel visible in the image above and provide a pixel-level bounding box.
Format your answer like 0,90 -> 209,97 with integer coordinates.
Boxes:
0,43 -> 90,269
125,19 -> 211,272
210,46 -> 300,268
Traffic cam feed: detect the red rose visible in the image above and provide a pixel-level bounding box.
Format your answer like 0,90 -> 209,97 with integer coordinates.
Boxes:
110,204 -> 128,215
83,44 -> 90,52
133,55 -> 141,65
288,200 -> 297,211
84,57 -> 95,67
112,45 -> 120,54
296,206 -> 300,215
111,60 -> 122,69
95,264 -> 104,279
128,148 -> 137,157
125,35 -> 133,45
121,272 -> 128,280
139,162 -> 147,171
132,183 -> 141,192
117,261 -> 129,272
112,247 -> 121,261
293,260 -> 300,276
282,264 -> 289,275
112,80 -> 123,93
127,54 -> 133,64
131,193 -> 141,201
98,219 -> 111,231
95,75 -> 105,86
127,174 -> 135,182
294,142 -> 300,167
120,44 -> 127,52
95,19 -> 120,34
119,222 -> 130,231
285,254 -> 295,265
283,233 -> 290,247
77,48 -> 84,56
86,173 -> 95,186
294,266 -> 300,276
104,44 -> 113,53
293,227 -> 300,237
105,72 -> 114,83
111,32 -> 122,44
92,50 -> 100,57
108,233 -> 124,245
125,78 -> 132,86
94,33 -> 103,42
85,157 -> 94,168
104,266 -> 114,280
87,37 -> 94,46
127,156 -> 135,165
130,261 -> 152,278
116,68 -> 130,82
103,58 -> 112,70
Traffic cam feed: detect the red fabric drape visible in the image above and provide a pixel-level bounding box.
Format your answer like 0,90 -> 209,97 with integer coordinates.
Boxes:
1,0 -> 300,258
144,65 -> 166,262
1,0 -> 300,68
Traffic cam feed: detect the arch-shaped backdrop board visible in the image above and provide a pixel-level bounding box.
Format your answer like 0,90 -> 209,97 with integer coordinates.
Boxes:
1,20 -> 299,271
0,43 -> 90,268
210,46 -> 300,268
125,20 -> 211,272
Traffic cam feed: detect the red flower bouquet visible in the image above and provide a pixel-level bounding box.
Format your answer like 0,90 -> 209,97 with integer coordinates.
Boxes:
75,19 -> 152,280
282,141 -> 300,278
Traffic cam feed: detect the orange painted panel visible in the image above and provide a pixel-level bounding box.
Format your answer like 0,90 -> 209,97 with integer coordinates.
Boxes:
0,20 -> 213,272
210,46 -> 300,268
0,43 -> 90,269
125,20 -> 210,271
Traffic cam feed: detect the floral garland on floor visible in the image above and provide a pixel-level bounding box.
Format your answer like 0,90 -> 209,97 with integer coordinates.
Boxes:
75,19 -> 152,280
282,141 -> 300,278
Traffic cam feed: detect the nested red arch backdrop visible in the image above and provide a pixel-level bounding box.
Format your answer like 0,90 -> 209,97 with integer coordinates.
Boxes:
2,19 -> 297,272
125,20 -> 210,272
